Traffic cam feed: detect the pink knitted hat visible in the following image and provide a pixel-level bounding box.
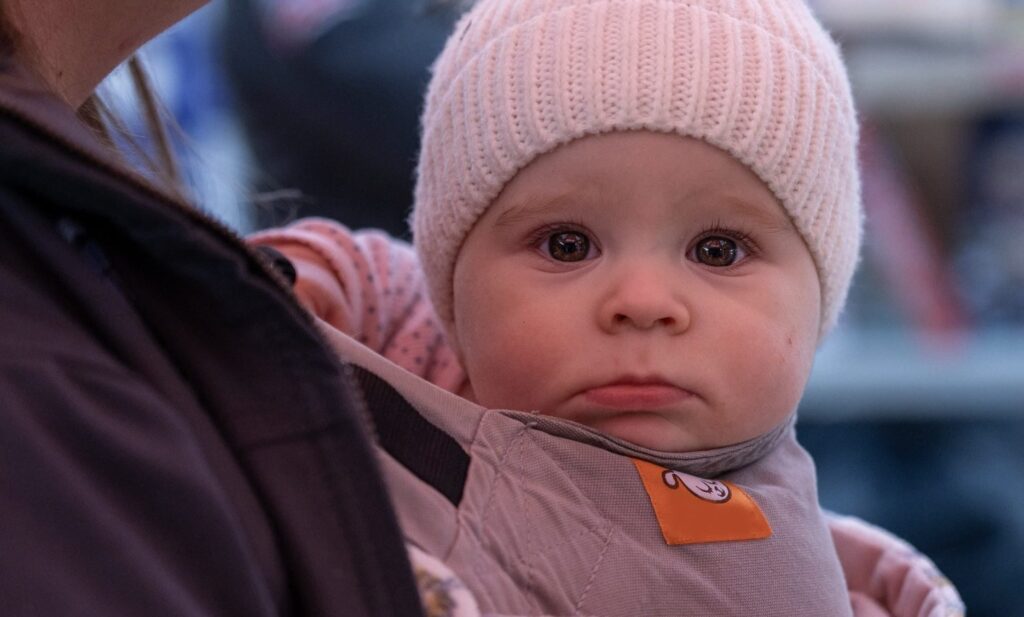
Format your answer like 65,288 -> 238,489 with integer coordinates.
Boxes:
413,0 -> 862,335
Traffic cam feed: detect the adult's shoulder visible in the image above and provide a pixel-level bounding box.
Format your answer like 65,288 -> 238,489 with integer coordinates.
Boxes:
0,198 -> 287,615
1,62 -> 426,615
0,113 -> 427,617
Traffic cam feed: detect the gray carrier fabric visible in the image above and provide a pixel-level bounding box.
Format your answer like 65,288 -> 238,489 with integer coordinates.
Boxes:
324,326 -> 852,617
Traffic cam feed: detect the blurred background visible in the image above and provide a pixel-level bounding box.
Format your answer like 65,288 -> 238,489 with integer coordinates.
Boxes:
106,0 -> 1024,613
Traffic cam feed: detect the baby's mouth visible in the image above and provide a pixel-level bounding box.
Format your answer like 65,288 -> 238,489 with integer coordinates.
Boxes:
581,380 -> 693,410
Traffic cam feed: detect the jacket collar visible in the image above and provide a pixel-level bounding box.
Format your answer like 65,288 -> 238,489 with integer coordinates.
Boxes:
0,60 -> 121,170
0,58 -> 296,299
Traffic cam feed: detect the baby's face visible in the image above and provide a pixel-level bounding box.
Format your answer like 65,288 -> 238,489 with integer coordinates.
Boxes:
451,131 -> 820,451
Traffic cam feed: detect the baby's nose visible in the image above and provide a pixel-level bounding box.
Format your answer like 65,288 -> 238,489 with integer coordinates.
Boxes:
611,311 -> 681,330
599,273 -> 690,334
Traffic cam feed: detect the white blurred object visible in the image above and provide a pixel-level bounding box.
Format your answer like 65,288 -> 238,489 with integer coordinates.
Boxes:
805,326 -> 1024,419
812,0 -> 999,43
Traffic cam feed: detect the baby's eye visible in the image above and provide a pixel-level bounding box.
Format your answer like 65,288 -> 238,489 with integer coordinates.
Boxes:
693,236 -> 746,267
544,231 -> 593,262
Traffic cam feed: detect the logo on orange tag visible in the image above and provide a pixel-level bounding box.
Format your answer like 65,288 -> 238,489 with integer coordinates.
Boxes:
632,458 -> 772,545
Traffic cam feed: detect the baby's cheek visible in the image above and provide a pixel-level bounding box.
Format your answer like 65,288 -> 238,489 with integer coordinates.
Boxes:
737,329 -> 811,427
463,325 -> 548,411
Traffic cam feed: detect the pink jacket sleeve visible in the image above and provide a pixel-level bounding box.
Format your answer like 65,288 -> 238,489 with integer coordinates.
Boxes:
828,513 -> 965,617
248,218 -> 465,392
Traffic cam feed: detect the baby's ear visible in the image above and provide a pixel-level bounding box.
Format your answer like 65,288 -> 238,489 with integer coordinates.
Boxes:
442,321 -> 478,403
441,319 -> 467,366
452,340 -> 470,371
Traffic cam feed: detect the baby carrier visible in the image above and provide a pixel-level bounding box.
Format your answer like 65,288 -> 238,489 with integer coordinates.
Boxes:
322,326 -> 852,617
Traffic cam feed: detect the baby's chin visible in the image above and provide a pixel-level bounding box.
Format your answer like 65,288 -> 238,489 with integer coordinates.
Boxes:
462,386 -> 745,452
578,412 -> 725,453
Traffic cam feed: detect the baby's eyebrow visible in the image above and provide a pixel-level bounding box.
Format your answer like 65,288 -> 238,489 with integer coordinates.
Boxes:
715,195 -> 796,234
493,192 -> 796,232
493,194 -> 574,228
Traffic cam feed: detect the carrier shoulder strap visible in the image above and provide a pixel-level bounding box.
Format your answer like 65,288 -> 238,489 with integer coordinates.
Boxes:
351,365 -> 470,507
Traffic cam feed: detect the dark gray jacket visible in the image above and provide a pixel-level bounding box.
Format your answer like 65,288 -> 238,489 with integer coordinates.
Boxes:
0,62 -> 423,617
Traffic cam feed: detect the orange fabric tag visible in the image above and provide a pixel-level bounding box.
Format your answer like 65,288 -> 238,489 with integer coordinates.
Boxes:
632,458 -> 772,545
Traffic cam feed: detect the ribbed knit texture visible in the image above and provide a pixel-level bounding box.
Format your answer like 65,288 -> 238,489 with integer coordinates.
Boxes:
412,0 -> 861,335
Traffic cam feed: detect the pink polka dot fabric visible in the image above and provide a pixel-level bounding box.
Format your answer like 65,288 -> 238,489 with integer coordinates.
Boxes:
249,218 -> 466,394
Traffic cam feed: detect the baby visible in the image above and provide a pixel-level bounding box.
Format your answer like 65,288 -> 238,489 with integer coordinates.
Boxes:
251,0 -> 962,615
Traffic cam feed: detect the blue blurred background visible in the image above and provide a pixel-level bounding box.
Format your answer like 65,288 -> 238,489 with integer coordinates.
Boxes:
108,1 -> 1024,613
